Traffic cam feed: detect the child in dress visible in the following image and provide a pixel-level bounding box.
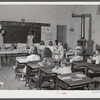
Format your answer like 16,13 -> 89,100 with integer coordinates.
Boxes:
26,30 -> 35,49
38,47 -> 54,67
38,40 -> 45,56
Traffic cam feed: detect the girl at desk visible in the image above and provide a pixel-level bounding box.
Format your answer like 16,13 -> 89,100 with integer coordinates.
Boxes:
47,41 -> 57,52
22,46 -> 40,80
38,47 -> 54,67
38,40 -> 45,56
52,59 -> 72,74
70,46 -> 83,63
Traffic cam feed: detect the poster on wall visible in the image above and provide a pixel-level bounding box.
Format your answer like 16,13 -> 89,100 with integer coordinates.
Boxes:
41,26 -> 52,45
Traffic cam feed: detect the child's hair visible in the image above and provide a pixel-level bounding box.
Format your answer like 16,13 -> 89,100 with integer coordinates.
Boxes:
28,29 -> 33,35
40,40 -> 45,45
55,40 -> 58,45
49,41 -> 53,46
30,46 -> 38,54
96,49 -> 100,53
63,43 -> 68,49
42,47 -> 52,58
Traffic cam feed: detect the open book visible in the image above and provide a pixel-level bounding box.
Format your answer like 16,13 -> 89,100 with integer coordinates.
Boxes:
70,75 -> 82,81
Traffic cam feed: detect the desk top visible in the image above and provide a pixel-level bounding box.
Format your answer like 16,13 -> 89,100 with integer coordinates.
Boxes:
0,49 -> 29,55
58,73 -> 95,87
27,61 -> 41,69
16,56 -> 27,63
40,65 -> 56,74
87,63 -> 100,72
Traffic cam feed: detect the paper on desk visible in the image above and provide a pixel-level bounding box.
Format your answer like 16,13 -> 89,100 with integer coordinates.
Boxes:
76,74 -> 86,78
58,75 -> 71,80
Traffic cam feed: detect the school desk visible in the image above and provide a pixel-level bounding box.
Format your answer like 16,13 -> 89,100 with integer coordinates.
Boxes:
57,73 -> 95,90
85,63 -> 100,76
0,49 -> 28,67
38,66 -> 57,90
71,61 -> 89,72
15,56 -> 27,79
26,61 -> 41,88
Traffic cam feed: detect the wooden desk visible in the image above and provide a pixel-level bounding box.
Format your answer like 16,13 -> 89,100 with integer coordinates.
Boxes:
26,61 -> 41,87
15,56 -> 27,79
71,61 -> 89,72
16,56 -> 27,64
38,66 -> 57,90
57,73 -> 95,90
85,63 -> 100,76
0,49 -> 28,67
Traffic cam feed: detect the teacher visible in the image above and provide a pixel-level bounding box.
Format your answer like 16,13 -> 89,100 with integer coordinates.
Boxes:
0,24 -> 5,50
26,29 -> 35,49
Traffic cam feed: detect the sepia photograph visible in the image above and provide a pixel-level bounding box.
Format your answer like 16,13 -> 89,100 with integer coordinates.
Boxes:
0,3 -> 100,97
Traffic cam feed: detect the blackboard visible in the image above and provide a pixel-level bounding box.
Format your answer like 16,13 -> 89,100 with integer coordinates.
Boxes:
0,21 -> 50,43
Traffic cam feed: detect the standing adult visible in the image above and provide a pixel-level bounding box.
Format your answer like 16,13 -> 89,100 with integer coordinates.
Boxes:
26,30 -> 35,49
0,25 -> 5,50
0,25 -> 6,67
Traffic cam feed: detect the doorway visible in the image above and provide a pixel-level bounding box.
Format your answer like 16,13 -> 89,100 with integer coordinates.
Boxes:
57,25 -> 67,44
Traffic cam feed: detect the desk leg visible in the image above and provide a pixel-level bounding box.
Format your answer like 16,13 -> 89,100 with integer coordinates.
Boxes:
0,56 -> 2,68
55,78 -> 58,90
71,64 -> 74,72
85,67 -> 88,76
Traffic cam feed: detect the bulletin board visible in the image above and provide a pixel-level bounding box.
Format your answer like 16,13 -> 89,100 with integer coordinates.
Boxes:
0,21 -> 50,43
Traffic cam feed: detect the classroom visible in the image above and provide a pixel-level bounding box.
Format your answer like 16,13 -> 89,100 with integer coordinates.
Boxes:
0,4 -> 100,90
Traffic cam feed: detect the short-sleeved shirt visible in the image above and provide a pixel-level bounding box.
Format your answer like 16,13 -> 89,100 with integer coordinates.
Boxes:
47,46 -> 57,52
57,45 -> 64,59
92,55 -> 100,64
27,54 -> 40,62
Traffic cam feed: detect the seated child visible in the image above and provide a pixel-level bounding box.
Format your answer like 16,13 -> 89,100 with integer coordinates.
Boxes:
70,46 -> 83,63
88,49 -> 100,64
38,40 -> 45,56
87,49 -> 100,74
38,47 -> 54,67
47,41 -> 57,52
22,46 -> 40,79
52,59 -> 72,74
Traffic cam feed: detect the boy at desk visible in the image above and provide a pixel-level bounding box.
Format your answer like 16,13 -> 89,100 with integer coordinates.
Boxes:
52,46 -> 83,74
70,46 -> 83,63
87,49 -> 100,64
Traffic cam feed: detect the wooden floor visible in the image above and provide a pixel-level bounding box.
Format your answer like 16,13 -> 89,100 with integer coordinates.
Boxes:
0,62 -> 100,90
0,63 -> 30,90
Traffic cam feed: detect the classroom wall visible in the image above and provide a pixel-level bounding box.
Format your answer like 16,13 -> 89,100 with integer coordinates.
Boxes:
0,5 -> 74,47
69,5 -> 100,50
0,5 -> 57,46
0,5 -> 99,50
